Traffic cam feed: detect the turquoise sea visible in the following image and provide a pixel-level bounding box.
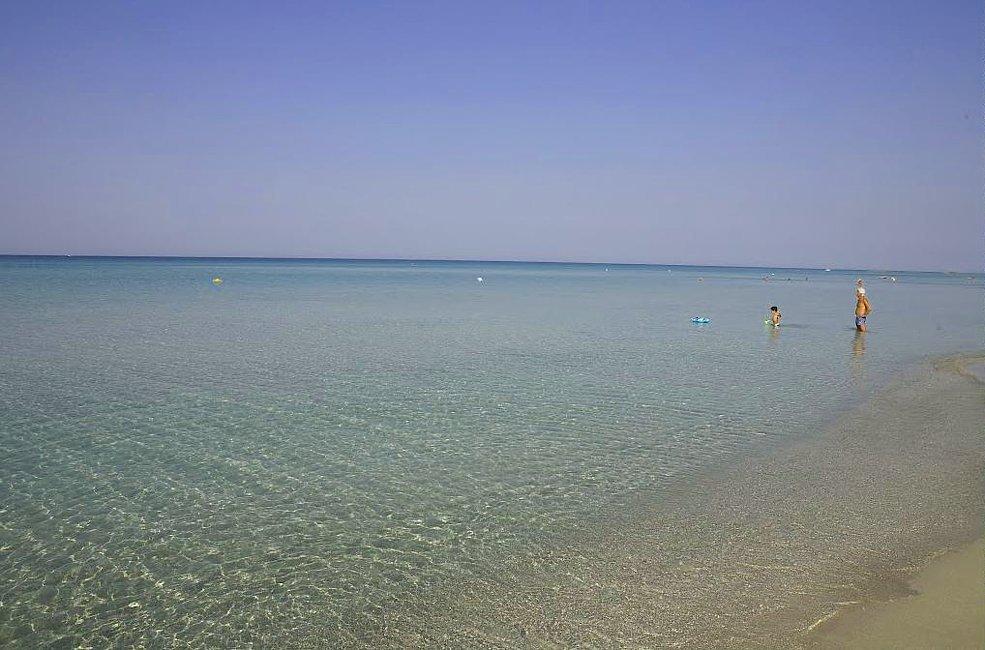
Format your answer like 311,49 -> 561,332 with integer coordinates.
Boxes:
0,256 -> 981,645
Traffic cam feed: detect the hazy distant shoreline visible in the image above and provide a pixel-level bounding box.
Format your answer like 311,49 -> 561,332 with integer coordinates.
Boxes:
0,254 -> 980,275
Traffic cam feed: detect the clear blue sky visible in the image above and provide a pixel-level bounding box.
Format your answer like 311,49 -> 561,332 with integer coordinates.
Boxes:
1,1 -> 981,270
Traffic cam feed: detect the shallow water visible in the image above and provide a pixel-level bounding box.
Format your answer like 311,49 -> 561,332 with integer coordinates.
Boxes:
0,257 -> 981,645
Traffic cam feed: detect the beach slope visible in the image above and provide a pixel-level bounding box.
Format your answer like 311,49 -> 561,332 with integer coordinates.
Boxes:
376,355 -> 985,648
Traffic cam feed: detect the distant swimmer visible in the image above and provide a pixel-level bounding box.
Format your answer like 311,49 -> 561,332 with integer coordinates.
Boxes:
855,286 -> 871,332
767,305 -> 781,327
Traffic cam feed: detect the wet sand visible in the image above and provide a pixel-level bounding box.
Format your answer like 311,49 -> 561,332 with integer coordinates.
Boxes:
811,356 -> 985,649
368,353 -> 985,648
812,538 -> 984,649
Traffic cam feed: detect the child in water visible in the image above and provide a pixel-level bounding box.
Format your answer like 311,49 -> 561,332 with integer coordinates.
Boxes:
768,305 -> 781,327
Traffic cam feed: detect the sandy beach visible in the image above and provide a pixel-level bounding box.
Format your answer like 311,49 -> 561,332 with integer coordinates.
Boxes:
812,537 -> 983,649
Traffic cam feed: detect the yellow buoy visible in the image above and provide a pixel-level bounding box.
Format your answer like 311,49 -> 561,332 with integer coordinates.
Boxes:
212,276 -> 223,285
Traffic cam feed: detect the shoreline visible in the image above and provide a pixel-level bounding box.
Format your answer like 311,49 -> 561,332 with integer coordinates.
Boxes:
807,354 -> 985,649
369,352 -> 985,647
810,537 -> 984,649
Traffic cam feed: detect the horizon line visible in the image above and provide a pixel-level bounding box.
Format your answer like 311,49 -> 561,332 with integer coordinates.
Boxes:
0,253 -> 979,275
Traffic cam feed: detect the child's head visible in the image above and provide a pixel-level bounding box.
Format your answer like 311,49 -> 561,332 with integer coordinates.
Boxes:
770,305 -> 778,312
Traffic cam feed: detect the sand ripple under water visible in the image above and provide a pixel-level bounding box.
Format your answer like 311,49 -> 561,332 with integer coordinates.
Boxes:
371,356 -> 985,648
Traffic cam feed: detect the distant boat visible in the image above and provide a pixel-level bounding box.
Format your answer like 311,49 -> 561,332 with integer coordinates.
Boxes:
824,268 -> 832,272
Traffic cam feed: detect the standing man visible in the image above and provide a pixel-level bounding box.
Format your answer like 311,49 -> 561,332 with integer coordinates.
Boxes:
855,282 -> 871,332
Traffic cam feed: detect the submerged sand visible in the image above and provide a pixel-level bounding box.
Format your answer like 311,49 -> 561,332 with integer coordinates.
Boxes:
356,354 -> 985,648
